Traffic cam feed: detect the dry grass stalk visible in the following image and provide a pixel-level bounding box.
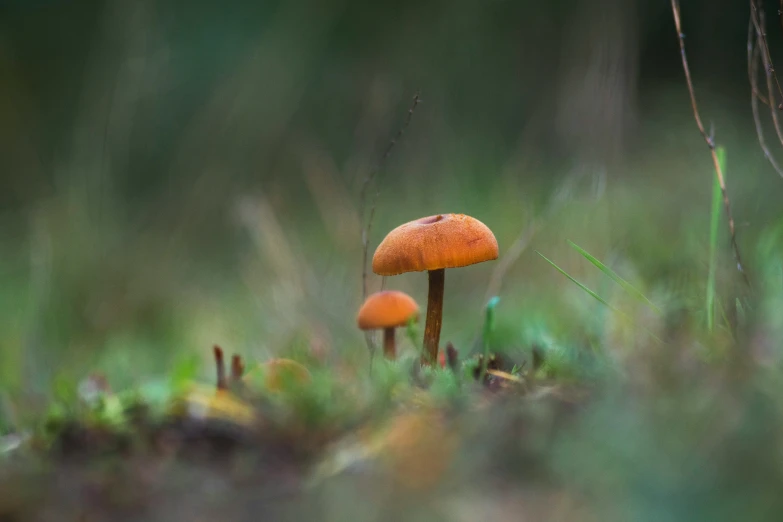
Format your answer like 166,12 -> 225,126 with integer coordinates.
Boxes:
748,16 -> 783,177
671,0 -> 750,287
359,93 -> 422,301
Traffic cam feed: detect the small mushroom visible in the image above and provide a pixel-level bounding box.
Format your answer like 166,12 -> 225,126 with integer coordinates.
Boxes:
372,214 -> 498,365
245,358 -> 312,393
357,290 -> 420,360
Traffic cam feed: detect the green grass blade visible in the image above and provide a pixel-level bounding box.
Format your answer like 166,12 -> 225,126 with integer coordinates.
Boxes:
535,251 -> 614,309
536,250 -> 662,343
567,240 -> 662,315
706,146 -> 726,332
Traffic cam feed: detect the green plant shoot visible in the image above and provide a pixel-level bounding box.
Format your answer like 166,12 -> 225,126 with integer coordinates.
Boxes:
479,296 -> 500,383
706,146 -> 726,332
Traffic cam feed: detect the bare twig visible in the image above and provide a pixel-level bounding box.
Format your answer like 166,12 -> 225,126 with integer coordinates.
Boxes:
230,354 -> 245,381
359,92 -> 421,301
750,0 -> 783,148
748,17 -> 783,177
357,92 -> 420,361
748,18 -> 772,108
751,0 -> 783,107
671,0 -> 751,287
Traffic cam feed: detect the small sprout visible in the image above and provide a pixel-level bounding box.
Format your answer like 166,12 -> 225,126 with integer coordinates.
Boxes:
231,355 -> 245,381
213,345 -> 228,391
479,296 -> 501,382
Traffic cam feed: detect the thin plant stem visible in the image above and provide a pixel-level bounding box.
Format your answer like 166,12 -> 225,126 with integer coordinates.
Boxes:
357,92 -> 420,362
750,0 -> 783,150
748,17 -> 783,177
671,0 -> 751,287
359,92 -> 421,301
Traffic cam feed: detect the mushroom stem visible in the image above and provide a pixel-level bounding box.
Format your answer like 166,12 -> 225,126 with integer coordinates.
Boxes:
423,268 -> 445,365
383,327 -> 396,360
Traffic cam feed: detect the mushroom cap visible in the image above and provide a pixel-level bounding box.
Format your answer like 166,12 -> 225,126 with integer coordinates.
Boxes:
357,290 -> 420,330
372,213 -> 498,276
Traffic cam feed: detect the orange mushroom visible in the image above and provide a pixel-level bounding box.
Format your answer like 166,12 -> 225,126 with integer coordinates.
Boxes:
357,290 -> 420,360
373,214 -> 498,365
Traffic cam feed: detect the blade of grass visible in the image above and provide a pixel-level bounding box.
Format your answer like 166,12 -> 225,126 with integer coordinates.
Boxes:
706,146 -> 726,332
536,250 -> 662,343
536,251 -> 614,309
567,240 -> 662,315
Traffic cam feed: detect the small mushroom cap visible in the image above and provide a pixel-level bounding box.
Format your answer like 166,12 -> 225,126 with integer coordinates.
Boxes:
246,358 -> 311,393
372,213 -> 498,276
357,290 -> 420,330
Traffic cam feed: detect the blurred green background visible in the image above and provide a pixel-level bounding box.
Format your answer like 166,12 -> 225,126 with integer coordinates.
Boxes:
0,0 -> 781,430
0,0 -> 778,386
5,1 -> 783,521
